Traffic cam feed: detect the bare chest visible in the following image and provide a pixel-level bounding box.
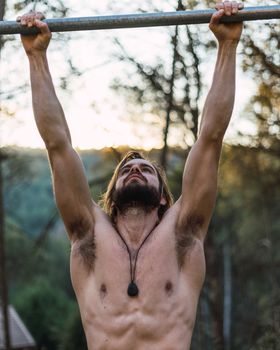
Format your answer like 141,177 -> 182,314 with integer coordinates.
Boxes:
96,228 -> 178,296
71,225 -> 185,314
71,222 -> 204,301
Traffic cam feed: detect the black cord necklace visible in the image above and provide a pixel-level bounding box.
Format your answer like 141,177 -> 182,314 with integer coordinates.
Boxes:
115,225 -> 156,297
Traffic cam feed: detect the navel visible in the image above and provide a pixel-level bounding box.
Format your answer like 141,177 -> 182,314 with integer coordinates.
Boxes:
165,281 -> 173,296
100,283 -> 107,299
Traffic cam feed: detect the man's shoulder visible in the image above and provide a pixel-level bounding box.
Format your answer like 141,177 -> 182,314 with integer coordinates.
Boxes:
92,204 -> 113,224
161,200 -> 181,219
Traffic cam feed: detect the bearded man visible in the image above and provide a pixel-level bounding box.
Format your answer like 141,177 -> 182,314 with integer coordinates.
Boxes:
18,1 -> 243,349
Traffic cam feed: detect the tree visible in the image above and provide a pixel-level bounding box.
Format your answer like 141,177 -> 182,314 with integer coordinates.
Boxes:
0,1 -> 81,345
110,0 -> 205,169
241,0 -> 279,155
1,0 -> 81,120
14,277 -> 74,350
59,305 -> 87,350
0,2 -> 12,347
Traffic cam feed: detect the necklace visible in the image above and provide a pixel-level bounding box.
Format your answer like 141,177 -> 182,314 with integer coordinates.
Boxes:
115,225 -> 156,297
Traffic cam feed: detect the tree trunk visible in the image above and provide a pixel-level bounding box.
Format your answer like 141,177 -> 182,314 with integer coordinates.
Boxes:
0,0 -> 5,20
201,288 -> 213,350
205,235 -> 224,350
160,25 -> 178,169
0,2 -> 11,348
223,238 -> 232,350
0,152 -> 11,350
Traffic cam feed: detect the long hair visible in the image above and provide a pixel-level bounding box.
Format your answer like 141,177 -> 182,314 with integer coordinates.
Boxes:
100,151 -> 173,222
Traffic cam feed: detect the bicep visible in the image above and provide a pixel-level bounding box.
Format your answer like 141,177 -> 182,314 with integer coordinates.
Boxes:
48,144 -> 95,240
177,137 -> 222,239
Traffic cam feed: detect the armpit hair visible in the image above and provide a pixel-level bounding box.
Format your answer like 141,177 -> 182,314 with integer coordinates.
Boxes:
69,219 -> 96,271
176,214 -> 204,267
69,218 -> 92,240
78,235 -> 96,271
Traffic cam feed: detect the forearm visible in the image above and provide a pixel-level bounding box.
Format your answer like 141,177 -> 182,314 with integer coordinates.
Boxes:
199,40 -> 238,140
29,53 -> 72,149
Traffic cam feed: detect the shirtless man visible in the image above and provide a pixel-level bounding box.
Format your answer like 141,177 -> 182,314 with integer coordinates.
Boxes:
18,2 -> 243,349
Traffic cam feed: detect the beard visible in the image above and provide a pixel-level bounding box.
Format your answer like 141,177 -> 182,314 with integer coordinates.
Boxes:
112,183 -> 161,213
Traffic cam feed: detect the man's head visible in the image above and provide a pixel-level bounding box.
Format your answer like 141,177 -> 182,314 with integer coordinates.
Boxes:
101,151 -> 173,222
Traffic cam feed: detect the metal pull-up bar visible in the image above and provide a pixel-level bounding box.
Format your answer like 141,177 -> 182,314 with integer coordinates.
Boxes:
0,5 -> 279,35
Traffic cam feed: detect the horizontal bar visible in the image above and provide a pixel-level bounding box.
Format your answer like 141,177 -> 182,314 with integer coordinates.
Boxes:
0,5 -> 279,35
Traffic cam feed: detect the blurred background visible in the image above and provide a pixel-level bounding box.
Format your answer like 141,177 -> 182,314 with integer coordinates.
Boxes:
0,0 -> 279,349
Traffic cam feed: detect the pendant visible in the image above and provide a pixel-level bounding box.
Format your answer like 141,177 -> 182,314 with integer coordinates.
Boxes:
127,282 -> 139,297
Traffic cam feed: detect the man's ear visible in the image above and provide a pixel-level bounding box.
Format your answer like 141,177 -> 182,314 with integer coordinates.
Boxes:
160,195 -> 167,206
159,183 -> 166,206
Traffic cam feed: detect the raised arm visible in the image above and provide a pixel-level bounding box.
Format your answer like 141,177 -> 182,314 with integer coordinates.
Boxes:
18,11 -> 95,242
176,2 -> 243,240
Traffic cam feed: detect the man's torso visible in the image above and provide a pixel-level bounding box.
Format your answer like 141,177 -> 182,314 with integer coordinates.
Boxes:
70,205 -> 206,350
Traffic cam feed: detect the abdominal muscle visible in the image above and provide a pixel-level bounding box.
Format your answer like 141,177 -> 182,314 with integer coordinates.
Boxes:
77,276 -> 196,350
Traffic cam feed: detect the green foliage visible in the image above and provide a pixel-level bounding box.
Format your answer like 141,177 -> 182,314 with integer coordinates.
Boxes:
59,305 -> 87,350
253,327 -> 280,350
5,222 -> 35,287
3,147 -> 105,237
13,277 -> 74,350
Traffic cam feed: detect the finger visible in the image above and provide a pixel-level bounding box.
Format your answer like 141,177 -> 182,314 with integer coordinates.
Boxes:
215,2 -> 224,10
26,15 -> 36,27
232,1 -> 238,14
19,13 -> 28,25
35,12 -> 46,20
27,15 -> 36,27
21,17 -> 28,26
210,9 -> 224,27
23,13 -> 31,25
20,11 -> 41,27
34,19 -> 51,37
223,1 -> 232,16
18,11 -> 45,24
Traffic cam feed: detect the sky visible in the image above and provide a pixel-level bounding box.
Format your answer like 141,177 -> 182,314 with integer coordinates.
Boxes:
0,0 -> 273,150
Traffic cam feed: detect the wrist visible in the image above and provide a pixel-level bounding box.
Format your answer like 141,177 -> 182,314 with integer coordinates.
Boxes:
218,39 -> 239,48
27,50 -> 47,59
28,52 -> 49,72
28,51 -> 48,66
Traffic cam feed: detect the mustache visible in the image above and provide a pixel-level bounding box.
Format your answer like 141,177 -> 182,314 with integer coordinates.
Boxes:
124,172 -> 147,184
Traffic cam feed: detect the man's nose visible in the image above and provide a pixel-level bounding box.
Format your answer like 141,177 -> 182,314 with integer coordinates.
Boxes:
130,165 -> 141,173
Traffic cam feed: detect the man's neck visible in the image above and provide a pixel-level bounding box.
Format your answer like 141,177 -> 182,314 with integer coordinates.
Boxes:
115,207 -> 159,250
